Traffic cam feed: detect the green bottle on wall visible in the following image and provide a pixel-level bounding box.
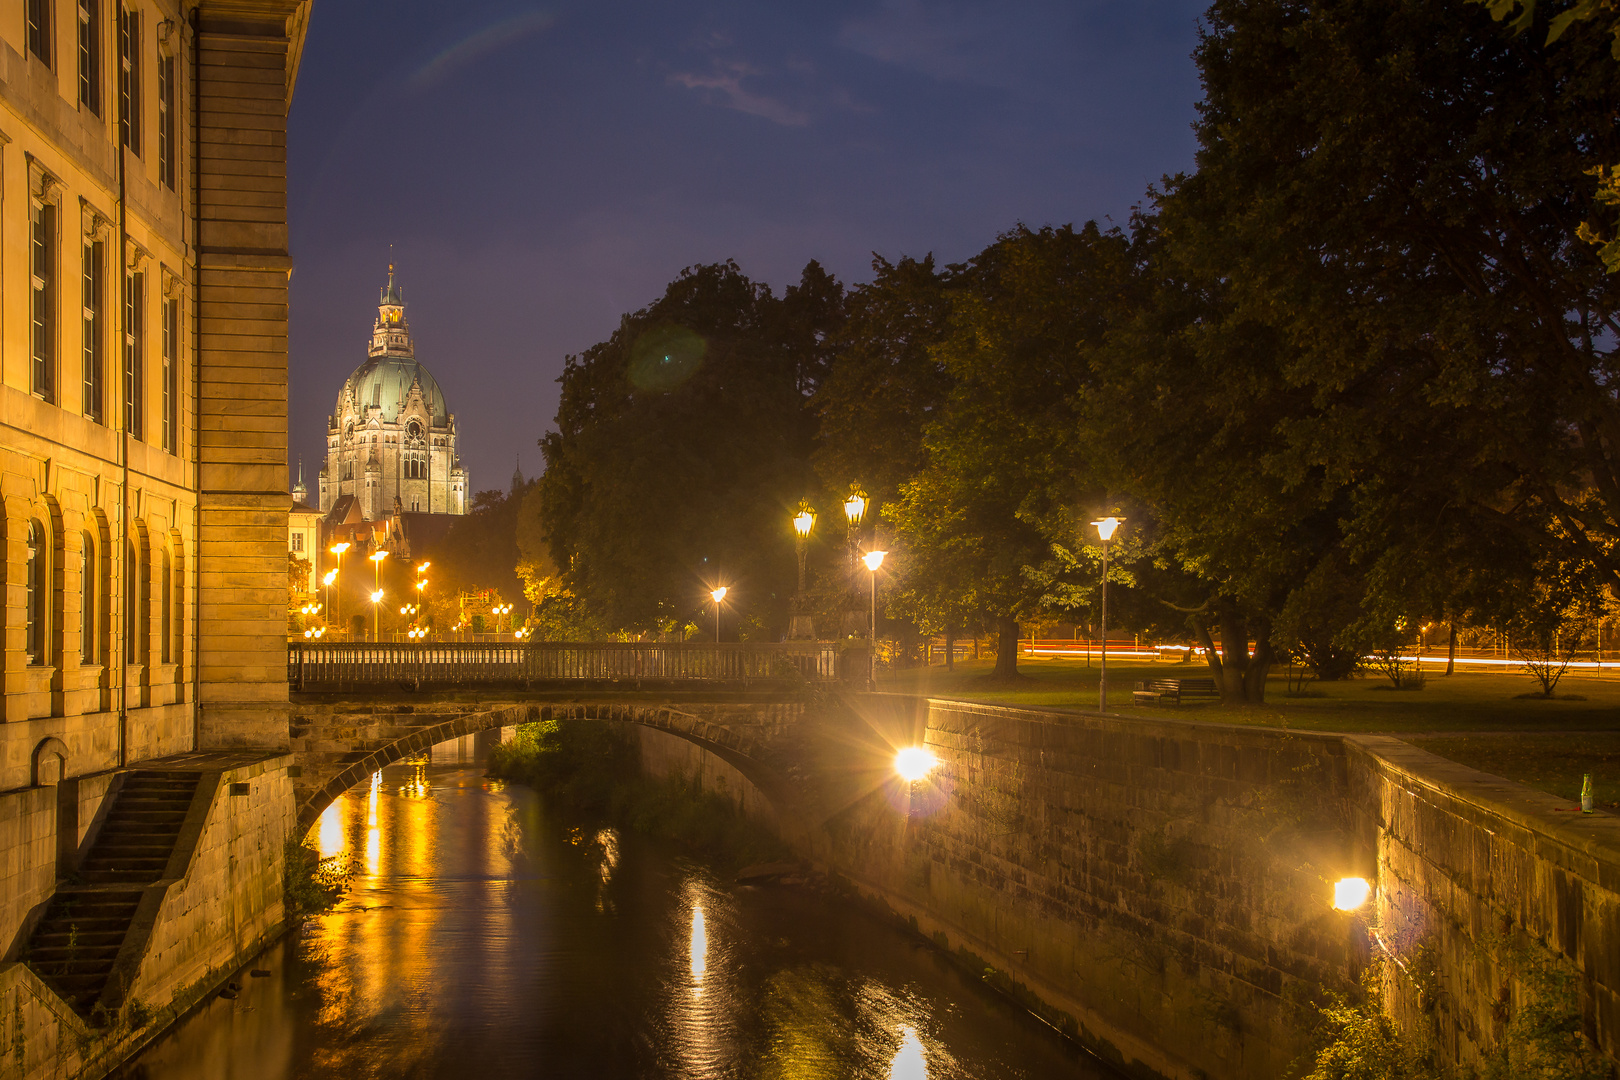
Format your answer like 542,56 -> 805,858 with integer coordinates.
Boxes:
1582,773 -> 1594,814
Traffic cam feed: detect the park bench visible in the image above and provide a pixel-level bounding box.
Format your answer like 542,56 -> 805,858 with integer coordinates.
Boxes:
1132,677 -> 1219,705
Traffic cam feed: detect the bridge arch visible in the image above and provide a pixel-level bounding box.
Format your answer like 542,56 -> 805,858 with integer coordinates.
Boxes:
294,700 -> 787,832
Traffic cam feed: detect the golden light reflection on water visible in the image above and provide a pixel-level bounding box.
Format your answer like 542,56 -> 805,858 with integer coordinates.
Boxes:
316,799 -> 345,860
690,904 -> 708,987
595,827 -> 619,913
890,1025 -> 929,1079
364,771 -> 382,872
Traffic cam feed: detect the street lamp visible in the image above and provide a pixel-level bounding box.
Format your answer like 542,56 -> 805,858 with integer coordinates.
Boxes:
863,550 -> 886,687
321,569 -> 337,629
370,588 -> 384,642
710,586 -> 728,643
1091,517 -> 1123,712
329,542 -> 350,634
844,486 -> 868,636
791,502 -> 816,640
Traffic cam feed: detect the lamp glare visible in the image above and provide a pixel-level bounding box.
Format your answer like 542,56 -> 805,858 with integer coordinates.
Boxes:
1333,877 -> 1372,911
863,550 -> 887,572
895,746 -> 937,783
1092,516 -> 1122,542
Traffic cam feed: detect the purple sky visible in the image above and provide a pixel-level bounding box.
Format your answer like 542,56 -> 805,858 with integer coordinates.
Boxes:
285,0 -> 1207,495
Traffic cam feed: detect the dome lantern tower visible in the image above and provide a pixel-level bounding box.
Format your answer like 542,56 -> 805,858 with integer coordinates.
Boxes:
371,264 -> 413,358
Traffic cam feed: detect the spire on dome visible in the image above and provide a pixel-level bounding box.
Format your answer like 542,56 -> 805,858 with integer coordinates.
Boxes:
511,453 -> 524,495
371,264 -> 414,358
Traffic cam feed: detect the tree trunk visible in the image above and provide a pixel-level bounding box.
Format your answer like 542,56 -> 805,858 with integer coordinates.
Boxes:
1196,604 -> 1272,703
1445,622 -> 1456,676
992,615 -> 1020,679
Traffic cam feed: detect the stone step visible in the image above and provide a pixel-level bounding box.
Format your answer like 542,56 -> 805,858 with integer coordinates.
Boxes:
78,869 -> 164,885
28,947 -> 121,968
31,930 -> 126,949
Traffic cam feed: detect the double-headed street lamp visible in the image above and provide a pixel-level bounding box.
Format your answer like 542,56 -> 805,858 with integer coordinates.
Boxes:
1092,517 -> 1123,712
328,542 -> 351,633
710,586 -> 728,643
369,548 -> 388,642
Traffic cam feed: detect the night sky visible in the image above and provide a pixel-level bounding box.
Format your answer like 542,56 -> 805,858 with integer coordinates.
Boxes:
285,0 -> 1207,496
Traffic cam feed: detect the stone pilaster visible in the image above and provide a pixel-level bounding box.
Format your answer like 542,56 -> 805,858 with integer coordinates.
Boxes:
192,1 -> 304,748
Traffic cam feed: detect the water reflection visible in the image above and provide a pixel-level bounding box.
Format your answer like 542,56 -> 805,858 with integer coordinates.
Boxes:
129,730 -> 1118,1080
891,1025 -> 928,1079
690,903 -> 708,986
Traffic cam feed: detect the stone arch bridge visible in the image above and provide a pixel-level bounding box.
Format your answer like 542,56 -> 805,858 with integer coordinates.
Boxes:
289,694 -> 837,832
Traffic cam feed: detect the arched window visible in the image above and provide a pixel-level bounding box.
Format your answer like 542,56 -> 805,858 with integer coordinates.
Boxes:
124,539 -> 140,664
160,548 -> 172,664
26,520 -> 46,665
80,532 -> 95,662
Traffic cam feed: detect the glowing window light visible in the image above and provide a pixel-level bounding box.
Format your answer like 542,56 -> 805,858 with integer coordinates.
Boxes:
1333,877 -> 1372,911
895,746 -> 937,783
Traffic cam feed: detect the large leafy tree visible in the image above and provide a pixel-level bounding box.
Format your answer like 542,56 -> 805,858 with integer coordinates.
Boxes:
1182,0 -> 1620,594
539,261 -> 840,634
888,224 -> 1139,678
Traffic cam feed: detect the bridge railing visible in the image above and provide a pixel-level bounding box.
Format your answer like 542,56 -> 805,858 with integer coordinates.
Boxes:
288,640 -> 843,690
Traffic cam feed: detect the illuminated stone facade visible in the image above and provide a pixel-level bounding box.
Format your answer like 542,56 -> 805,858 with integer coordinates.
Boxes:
318,270 -> 467,520
0,0 -> 311,786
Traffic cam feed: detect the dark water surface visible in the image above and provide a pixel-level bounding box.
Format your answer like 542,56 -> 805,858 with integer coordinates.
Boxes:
128,738 -> 1118,1079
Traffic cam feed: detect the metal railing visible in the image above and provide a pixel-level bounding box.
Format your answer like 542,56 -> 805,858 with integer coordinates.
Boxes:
289,640 -> 843,690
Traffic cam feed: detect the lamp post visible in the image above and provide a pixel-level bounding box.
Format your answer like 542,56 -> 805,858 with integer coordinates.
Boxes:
710,586 -> 728,643
321,570 -> 337,630
329,542 -> 350,635
1091,517 -> 1123,712
862,550 -> 886,688
369,549 -> 388,642
791,502 -> 815,640
844,486 -> 867,636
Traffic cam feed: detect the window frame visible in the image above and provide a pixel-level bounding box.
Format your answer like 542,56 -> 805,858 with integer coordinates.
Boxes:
83,239 -> 103,423
124,268 -> 143,438
31,201 -> 56,403
27,0 -> 53,68
78,0 -> 99,116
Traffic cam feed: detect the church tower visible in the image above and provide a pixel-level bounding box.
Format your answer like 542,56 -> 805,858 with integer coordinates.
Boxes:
320,268 -> 469,520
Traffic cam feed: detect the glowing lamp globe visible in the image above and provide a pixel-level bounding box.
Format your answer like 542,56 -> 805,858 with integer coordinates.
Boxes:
895,746 -> 938,783
862,550 -> 887,572
1333,877 -> 1372,911
1092,516 -> 1123,542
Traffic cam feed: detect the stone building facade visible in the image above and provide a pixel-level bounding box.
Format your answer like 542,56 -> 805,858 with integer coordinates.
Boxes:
0,0 -> 310,789
318,270 -> 467,520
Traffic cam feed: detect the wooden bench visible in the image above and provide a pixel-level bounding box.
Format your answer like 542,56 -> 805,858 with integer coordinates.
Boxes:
1132,677 -> 1219,704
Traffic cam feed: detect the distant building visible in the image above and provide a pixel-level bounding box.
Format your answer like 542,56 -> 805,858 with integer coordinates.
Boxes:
319,269 -> 468,520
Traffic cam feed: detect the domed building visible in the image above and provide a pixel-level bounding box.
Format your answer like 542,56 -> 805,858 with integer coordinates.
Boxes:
319,269 -> 468,520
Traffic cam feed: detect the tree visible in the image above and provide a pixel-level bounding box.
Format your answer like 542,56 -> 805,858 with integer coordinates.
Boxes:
1181,0 -> 1620,601
539,261 -> 840,634
887,224 -> 1139,679
419,486 -> 531,628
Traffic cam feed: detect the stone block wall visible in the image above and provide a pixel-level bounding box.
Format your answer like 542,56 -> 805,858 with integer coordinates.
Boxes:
131,754 -> 295,1010
1352,736 -> 1620,1073
635,724 -> 781,831
0,786 -> 58,963
795,698 -> 1620,1080
807,700 -> 1363,1080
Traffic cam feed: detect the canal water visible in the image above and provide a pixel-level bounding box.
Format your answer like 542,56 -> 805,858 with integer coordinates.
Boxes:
126,733 -> 1118,1079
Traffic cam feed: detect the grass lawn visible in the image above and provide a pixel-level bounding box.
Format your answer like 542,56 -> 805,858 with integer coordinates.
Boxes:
1406,733 -> 1620,813
878,655 -> 1620,734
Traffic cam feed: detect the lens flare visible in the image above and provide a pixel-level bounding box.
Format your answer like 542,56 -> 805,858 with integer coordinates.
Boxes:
895,747 -> 937,783
690,904 -> 708,985
1333,877 -> 1372,910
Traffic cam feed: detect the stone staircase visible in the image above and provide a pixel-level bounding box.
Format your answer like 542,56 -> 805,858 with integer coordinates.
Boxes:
24,771 -> 200,1015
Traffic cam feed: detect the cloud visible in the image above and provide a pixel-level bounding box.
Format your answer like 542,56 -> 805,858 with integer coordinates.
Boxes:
668,62 -> 810,127
411,10 -> 557,89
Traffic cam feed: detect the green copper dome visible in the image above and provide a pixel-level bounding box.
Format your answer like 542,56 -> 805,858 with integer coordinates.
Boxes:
339,356 -> 449,426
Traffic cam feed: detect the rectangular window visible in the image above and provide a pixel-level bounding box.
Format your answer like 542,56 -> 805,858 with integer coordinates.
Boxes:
78,0 -> 99,115
161,294 -> 176,452
80,536 -> 95,661
160,551 -> 171,664
83,240 -> 103,423
118,8 -> 139,155
291,533 -> 304,553
158,54 -> 173,188
27,0 -> 52,67
124,269 -> 143,438
31,203 -> 56,403
124,540 -> 138,664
